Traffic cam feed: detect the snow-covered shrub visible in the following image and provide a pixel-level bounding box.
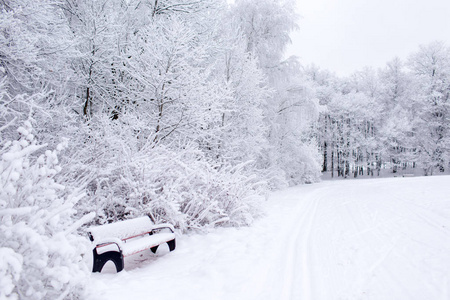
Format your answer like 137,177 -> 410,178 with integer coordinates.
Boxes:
71,111 -> 267,231
0,121 -> 92,300
290,140 -> 322,184
128,147 -> 267,232
84,142 -> 266,232
273,132 -> 322,186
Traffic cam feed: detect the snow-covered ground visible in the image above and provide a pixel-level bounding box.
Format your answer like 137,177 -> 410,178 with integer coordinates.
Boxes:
86,175 -> 450,300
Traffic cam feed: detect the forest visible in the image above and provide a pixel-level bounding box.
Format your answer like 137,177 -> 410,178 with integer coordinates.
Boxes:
0,0 -> 449,298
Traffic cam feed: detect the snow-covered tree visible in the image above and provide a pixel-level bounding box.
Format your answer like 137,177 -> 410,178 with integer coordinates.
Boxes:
231,0 -> 297,69
377,58 -> 416,173
408,41 -> 450,174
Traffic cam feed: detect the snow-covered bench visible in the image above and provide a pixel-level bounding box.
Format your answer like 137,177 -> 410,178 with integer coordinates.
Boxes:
87,216 -> 176,273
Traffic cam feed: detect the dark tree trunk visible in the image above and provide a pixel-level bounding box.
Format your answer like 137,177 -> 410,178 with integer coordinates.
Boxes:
323,141 -> 328,172
83,87 -> 91,119
337,151 -> 341,177
331,150 -> 334,178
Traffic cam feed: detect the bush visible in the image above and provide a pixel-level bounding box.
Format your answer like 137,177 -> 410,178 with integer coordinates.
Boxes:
83,140 -> 266,232
68,114 -> 267,232
0,121 -> 92,300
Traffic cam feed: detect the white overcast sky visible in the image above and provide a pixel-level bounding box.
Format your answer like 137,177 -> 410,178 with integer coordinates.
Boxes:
286,0 -> 450,76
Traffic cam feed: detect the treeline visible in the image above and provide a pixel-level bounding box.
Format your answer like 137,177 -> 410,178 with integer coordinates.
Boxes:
310,42 -> 450,178
0,1 -> 319,298
1,0 -> 319,229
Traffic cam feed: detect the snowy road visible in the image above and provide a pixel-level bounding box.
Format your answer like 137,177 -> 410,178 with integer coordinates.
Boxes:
87,176 -> 450,300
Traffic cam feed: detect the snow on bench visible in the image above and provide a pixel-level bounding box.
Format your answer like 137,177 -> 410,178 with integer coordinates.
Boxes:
87,216 -> 176,273
402,174 -> 414,177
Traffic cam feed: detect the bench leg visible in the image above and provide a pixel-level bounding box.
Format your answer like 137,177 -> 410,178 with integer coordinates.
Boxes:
92,249 -> 124,273
167,239 -> 176,252
151,239 -> 176,254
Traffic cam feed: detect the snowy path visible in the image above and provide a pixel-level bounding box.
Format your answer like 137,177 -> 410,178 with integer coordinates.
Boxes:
86,176 -> 450,300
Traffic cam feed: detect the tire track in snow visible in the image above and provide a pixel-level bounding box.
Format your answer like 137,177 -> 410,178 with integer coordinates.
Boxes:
279,191 -> 320,300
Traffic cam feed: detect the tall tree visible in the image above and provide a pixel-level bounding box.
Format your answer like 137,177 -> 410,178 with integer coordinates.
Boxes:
408,41 -> 450,174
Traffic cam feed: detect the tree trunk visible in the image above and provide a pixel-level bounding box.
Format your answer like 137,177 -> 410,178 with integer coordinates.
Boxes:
83,87 -> 91,119
323,141 -> 327,172
331,150 -> 334,178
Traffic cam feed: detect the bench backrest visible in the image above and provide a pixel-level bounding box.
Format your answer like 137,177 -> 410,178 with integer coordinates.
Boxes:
87,216 -> 154,242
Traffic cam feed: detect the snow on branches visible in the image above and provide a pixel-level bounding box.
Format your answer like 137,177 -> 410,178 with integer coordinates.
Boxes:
0,121 -> 92,300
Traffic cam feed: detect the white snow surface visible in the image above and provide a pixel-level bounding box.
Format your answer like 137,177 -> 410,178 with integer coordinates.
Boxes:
86,176 -> 450,300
